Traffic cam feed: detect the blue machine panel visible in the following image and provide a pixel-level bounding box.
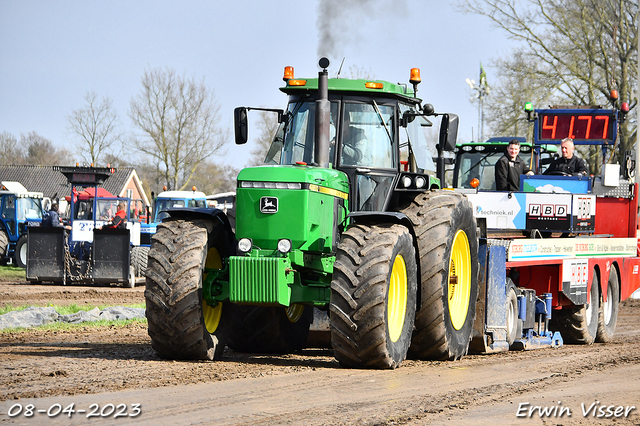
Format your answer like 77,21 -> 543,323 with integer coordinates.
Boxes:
520,174 -> 591,193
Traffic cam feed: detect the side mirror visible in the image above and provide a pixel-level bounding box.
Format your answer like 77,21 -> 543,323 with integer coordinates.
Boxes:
439,113 -> 459,152
234,107 -> 249,145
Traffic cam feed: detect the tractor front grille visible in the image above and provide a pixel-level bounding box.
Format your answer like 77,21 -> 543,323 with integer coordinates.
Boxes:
229,256 -> 292,305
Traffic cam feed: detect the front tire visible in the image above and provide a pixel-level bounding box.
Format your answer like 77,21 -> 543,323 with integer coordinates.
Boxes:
596,266 -> 619,343
401,191 -> 479,361
0,230 -> 8,261
15,235 -> 27,269
145,219 -> 233,360
330,223 -> 417,369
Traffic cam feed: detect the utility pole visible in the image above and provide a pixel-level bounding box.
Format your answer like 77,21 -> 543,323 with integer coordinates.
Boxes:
466,64 -> 490,141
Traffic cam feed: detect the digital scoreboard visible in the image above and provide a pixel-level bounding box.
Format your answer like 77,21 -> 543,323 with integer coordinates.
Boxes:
537,109 -> 616,143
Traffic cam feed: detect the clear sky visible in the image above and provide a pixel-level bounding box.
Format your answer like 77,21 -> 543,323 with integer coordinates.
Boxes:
0,0 -> 517,170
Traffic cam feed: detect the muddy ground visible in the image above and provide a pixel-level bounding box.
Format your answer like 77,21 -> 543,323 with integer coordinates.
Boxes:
1,280 -> 639,425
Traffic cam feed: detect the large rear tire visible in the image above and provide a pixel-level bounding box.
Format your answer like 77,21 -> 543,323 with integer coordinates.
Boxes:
549,269 -> 599,344
226,304 -> 313,354
401,191 -> 479,361
330,223 -> 417,369
145,219 -> 233,360
15,235 -> 27,269
596,266 -> 619,343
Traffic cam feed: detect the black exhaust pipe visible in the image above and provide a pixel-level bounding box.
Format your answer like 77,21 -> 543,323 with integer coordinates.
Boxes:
315,57 -> 330,168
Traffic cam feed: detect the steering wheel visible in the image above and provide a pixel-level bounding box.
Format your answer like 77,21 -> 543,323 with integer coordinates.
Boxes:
342,142 -> 363,164
546,171 -> 571,176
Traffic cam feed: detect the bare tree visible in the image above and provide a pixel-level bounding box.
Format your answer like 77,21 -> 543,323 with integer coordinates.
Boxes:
0,132 -> 24,164
248,111 -> 281,166
187,160 -> 239,195
129,67 -> 228,191
66,91 -> 122,165
484,50 -> 560,139
21,132 -> 72,166
460,0 -> 637,162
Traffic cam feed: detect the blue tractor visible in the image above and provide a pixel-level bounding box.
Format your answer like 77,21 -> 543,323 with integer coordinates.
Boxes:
0,181 -> 44,268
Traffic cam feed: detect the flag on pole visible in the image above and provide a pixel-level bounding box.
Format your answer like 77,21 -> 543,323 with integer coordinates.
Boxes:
479,63 -> 487,87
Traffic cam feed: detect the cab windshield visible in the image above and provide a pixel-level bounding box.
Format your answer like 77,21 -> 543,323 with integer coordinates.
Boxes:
456,147 -> 533,191
266,101 -> 338,165
265,100 -> 395,169
17,198 -> 43,220
153,198 -> 206,222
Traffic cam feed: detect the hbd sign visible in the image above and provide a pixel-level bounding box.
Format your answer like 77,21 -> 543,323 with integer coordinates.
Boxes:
526,195 -> 571,231
528,204 -> 568,217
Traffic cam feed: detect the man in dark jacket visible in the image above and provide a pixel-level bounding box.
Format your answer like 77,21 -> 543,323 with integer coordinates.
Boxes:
42,203 -> 71,230
495,139 -> 534,191
544,138 -> 589,176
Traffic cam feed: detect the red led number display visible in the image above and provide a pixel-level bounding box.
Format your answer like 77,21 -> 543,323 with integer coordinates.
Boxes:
539,113 -> 613,141
71,173 -> 97,183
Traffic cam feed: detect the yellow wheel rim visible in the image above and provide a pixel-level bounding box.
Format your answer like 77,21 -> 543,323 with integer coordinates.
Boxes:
203,302 -> 222,333
388,254 -> 408,343
285,304 -> 305,323
448,230 -> 471,330
203,247 -> 223,333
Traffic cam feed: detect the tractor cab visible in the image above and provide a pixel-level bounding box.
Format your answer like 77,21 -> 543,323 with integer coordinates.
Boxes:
237,61 -> 458,215
453,137 -> 558,191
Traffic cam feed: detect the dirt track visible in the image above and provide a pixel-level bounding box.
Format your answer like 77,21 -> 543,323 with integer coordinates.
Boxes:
0,281 -> 639,425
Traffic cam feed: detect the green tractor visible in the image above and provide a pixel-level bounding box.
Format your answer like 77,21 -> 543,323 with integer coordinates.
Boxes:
145,58 -> 479,369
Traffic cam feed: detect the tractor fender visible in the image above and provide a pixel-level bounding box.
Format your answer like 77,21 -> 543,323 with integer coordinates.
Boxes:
164,207 -> 235,244
347,211 -> 417,242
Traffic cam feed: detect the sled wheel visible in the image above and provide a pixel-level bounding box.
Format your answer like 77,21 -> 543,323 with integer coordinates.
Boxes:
505,281 -> 519,346
596,266 -> 619,343
550,269 -> 599,344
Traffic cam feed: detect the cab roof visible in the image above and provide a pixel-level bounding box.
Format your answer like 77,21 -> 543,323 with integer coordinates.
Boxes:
281,77 -> 421,104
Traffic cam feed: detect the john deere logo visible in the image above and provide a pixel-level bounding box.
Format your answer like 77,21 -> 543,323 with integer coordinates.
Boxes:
260,196 -> 278,213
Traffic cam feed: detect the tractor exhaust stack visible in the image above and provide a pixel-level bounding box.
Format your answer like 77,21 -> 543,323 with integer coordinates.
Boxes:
315,57 -> 331,168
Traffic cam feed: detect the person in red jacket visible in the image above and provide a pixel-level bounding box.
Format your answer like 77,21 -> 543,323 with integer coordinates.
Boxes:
108,202 -> 127,229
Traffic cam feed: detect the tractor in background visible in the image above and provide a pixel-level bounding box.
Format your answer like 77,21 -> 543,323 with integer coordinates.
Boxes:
26,166 -> 142,287
0,181 -> 44,268
137,187 -> 208,277
452,137 -> 558,191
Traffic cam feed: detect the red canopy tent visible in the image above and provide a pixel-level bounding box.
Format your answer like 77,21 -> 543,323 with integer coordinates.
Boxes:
65,187 -> 114,202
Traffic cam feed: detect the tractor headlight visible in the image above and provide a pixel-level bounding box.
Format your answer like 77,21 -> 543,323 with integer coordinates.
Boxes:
415,176 -> 427,189
402,176 -> 412,188
237,238 -> 253,254
277,238 -> 292,254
